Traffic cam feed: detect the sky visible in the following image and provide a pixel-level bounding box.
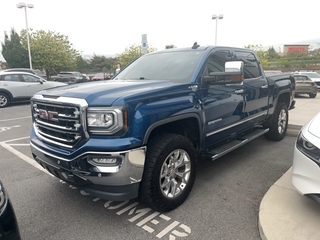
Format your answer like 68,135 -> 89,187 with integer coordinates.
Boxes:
1,0 -> 320,61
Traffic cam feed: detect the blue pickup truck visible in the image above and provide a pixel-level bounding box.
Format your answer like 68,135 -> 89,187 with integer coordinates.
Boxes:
30,45 -> 295,211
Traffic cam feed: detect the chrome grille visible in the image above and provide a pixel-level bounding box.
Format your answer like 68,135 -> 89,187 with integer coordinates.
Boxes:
32,101 -> 83,148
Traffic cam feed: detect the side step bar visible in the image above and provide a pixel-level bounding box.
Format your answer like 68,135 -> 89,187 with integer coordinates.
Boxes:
204,128 -> 269,161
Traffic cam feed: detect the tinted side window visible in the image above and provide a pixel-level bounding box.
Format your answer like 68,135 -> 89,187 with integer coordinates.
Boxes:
204,50 -> 233,75
22,74 -> 40,82
235,51 -> 261,79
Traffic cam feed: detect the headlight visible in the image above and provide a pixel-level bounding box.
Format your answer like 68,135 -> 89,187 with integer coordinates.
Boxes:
296,132 -> 320,163
87,107 -> 128,135
0,182 -> 7,211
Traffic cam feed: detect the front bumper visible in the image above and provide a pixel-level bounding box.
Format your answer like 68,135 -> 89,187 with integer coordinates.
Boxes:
30,141 -> 146,201
291,145 -> 320,202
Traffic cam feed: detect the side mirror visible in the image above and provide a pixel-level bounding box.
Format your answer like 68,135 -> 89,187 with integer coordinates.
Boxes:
39,79 -> 44,84
203,61 -> 244,85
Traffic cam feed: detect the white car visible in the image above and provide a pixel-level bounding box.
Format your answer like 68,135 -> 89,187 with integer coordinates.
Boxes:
292,71 -> 320,91
0,71 -> 66,108
291,112 -> 320,203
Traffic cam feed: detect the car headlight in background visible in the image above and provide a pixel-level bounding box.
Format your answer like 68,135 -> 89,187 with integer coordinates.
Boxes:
296,132 -> 320,164
87,107 -> 128,135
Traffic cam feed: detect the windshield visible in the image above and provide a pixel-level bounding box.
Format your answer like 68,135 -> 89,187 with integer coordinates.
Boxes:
114,50 -> 204,83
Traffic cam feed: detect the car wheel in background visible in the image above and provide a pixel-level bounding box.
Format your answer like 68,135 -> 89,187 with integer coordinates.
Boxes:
309,93 -> 317,98
0,93 -> 10,108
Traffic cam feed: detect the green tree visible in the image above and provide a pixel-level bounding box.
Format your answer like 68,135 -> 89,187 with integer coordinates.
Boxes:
117,44 -> 157,69
267,46 -> 280,59
1,28 -> 29,68
21,30 -> 79,79
90,55 -> 117,73
165,44 -> 176,49
75,56 -> 91,73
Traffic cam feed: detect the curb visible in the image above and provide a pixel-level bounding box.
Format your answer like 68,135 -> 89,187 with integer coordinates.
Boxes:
286,124 -> 301,137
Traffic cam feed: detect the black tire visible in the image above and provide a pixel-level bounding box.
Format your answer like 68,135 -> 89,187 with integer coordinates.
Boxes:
265,102 -> 288,141
0,93 -> 10,108
309,93 -> 317,98
139,133 -> 197,212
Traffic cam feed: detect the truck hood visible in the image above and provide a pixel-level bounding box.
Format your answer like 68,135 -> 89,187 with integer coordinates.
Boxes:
35,80 -> 180,106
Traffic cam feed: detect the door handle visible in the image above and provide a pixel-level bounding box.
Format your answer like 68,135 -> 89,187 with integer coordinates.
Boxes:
261,85 -> 268,89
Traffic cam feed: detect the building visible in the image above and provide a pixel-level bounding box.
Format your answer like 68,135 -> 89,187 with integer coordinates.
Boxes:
283,44 -> 309,55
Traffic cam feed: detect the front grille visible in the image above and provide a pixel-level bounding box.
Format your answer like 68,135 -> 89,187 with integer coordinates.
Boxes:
32,101 -> 84,148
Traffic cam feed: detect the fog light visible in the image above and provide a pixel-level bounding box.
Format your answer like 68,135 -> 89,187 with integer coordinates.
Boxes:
87,156 -> 119,166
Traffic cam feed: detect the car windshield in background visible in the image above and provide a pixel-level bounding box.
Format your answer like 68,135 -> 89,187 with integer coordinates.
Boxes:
114,50 -> 204,83
301,72 -> 320,78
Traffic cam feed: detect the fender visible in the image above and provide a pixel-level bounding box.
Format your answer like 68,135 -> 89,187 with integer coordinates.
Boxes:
0,88 -> 13,100
143,113 -> 203,146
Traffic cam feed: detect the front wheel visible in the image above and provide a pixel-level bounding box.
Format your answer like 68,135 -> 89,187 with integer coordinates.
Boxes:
265,102 -> 288,141
139,133 -> 197,212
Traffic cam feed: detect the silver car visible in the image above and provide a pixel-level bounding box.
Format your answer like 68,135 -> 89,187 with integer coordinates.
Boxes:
0,72 -> 66,108
293,74 -> 318,98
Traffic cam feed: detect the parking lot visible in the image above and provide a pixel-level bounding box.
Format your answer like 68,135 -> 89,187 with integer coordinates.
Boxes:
0,103 -> 296,240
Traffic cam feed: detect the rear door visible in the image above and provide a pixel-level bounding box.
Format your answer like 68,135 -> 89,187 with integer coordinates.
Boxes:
234,50 -> 269,125
0,74 -> 26,98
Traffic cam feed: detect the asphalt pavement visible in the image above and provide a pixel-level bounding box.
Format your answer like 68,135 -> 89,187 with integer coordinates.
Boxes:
259,94 -> 320,240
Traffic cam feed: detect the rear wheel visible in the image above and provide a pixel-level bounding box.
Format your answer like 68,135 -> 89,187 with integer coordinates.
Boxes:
139,133 -> 197,212
0,93 -> 10,108
265,102 -> 288,141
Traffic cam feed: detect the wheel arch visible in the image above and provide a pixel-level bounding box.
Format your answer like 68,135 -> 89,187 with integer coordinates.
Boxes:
0,89 -> 13,101
143,113 -> 202,153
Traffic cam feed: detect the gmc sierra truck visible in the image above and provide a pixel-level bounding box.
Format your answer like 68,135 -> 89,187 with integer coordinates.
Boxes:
29,45 -> 295,211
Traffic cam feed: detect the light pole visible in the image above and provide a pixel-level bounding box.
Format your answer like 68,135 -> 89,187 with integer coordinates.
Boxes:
212,14 -> 223,45
17,2 -> 34,69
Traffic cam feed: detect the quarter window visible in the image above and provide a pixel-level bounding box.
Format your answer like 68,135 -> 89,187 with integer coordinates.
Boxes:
2,74 -> 21,82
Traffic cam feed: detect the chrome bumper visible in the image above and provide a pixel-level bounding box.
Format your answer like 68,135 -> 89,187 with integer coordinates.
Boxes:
30,142 -> 146,200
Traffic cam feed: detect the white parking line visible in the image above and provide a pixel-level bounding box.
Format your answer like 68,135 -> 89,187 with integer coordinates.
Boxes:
2,136 -> 29,143
8,144 -> 30,146
0,116 -> 31,122
0,141 -> 50,175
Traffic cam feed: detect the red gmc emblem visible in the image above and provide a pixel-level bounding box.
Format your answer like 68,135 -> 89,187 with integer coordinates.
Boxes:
38,109 -> 59,122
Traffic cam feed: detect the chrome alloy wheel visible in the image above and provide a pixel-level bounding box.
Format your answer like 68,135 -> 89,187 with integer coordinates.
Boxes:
0,94 -> 8,107
159,149 -> 191,198
277,108 -> 287,135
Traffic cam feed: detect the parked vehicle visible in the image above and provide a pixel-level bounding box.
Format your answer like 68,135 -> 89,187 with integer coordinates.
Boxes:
2,68 -> 47,79
29,45 -> 295,211
82,74 -> 90,81
293,74 -> 317,98
0,180 -> 21,240
0,72 -> 66,108
292,71 -> 320,90
55,71 -> 87,84
91,72 -> 110,81
292,111 -> 320,204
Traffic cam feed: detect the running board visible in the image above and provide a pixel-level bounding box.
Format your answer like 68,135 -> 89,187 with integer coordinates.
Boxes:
204,128 -> 269,161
